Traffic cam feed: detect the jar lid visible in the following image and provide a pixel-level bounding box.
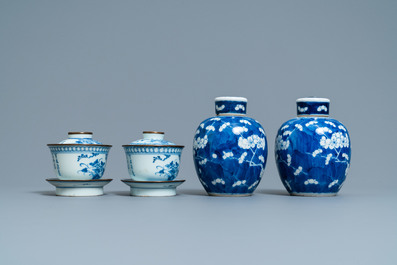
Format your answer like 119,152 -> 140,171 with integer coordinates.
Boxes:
214,96 -> 247,116
296,97 -> 330,116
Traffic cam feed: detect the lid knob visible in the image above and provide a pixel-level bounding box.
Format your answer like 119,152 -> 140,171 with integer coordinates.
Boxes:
142,131 -> 165,140
68,132 -> 93,139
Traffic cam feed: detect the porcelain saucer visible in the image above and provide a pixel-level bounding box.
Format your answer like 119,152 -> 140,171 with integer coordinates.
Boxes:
46,178 -> 112,197
121,179 -> 185,197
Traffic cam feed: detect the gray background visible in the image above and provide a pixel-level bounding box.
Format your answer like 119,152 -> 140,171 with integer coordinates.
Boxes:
0,0 -> 396,264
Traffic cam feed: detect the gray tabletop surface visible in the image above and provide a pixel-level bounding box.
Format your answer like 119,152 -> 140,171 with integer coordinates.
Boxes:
1,1 -> 396,264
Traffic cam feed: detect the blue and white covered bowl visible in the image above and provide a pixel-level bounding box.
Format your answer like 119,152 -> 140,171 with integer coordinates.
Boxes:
275,97 -> 351,196
122,131 -> 184,181
47,132 -> 112,180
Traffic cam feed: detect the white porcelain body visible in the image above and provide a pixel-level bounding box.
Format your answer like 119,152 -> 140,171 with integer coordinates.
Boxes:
48,133 -> 111,180
124,146 -> 183,181
49,145 -> 111,180
123,132 -> 184,181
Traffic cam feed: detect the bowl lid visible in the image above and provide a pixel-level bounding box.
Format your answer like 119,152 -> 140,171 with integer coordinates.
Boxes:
47,132 -> 111,147
123,131 -> 184,148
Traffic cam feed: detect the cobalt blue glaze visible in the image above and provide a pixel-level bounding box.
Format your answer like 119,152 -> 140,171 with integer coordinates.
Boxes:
275,98 -> 351,196
193,97 -> 267,196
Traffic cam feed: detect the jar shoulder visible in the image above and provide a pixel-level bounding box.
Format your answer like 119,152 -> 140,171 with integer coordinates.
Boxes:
194,116 -> 267,144
278,117 -> 349,134
197,115 -> 265,130
275,117 -> 351,153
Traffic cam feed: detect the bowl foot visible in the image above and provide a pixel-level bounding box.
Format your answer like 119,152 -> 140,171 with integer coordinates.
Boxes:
56,187 -> 104,196
131,187 -> 176,197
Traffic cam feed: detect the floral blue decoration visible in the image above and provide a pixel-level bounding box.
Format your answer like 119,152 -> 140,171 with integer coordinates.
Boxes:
78,158 -> 106,179
155,160 -> 180,180
77,153 -> 99,162
153,154 -> 171,163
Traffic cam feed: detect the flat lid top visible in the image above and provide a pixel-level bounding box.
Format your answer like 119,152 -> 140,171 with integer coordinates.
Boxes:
215,96 -> 247,102
296,97 -> 330,103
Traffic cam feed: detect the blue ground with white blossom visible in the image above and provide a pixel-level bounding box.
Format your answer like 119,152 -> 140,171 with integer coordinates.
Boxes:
193,116 -> 268,195
275,117 -> 351,195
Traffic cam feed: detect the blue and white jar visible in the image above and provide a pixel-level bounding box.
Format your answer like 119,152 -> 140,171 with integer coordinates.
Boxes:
48,132 -> 112,180
193,97 -> 268,196
123,131 -> 184,181
275,98 -> 351,196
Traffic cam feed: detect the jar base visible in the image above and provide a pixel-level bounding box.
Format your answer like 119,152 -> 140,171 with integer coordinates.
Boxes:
208,192 -> 253,197
290,192 -> 338,197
